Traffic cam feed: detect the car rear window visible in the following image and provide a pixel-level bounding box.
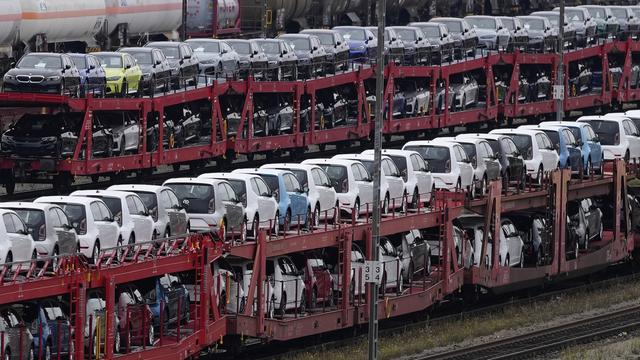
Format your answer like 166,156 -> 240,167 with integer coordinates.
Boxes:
133,191 -> 158,213
165,183 -> 215,213
541,130 -> 560,147
585,120 -> 619,145
54,203 -> 86,232
507,134 -> 533,158
405,145 -> 450,173
188,41 -> 220,53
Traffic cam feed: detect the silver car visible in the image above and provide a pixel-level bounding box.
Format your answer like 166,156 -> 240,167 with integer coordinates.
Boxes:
464,15 -> 511,51
452,75 -> 479,110
185,39 -> 239,78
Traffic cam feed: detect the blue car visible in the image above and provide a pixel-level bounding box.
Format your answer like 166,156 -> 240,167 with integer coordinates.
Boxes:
138,274 -> 190,329
541,121 -> 604,175
233,168 -> 310,231
332,26 -> 378,61
68,53 -> 106,97
519,125 -> 581,172
13,300 -> 72,360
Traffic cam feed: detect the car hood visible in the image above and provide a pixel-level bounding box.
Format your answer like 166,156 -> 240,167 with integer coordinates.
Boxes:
295,50 -> 312,59
5,68 -> 61,77
196,53 -> 220,62
166,58 -> 181,67
103,67 -> 125,77
236,54 -> 251,61
474,28 -> 498,37
138,64 -> 154,73
346,40 -> 368,50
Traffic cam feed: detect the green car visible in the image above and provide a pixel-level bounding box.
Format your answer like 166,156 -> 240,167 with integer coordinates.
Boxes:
92,52 -> 142,97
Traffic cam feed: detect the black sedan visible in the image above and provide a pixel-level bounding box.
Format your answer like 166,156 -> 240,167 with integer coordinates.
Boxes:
225,39 -> 269,80
145,41 -> 199,88
253,38 -> 298,80
1,113 -> 79,158
277,34 -> 327,79
3,53 -> 81,96
119,47 -> 173,95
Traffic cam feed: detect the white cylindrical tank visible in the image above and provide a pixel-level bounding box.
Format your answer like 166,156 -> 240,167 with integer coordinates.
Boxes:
19,0 -> 106,44
105,0 -> 182,36
186,0 -> 240,34
0,0 -> 21,47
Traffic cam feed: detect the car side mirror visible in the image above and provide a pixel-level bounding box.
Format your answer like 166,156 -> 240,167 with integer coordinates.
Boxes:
498,26 -> 503,30
125,64 -> 131,69
221,49 -> 228,54
516,26 -> 521,31
282,49 -> 288,55
313,46 -> 318,51
464,28 -> 469,33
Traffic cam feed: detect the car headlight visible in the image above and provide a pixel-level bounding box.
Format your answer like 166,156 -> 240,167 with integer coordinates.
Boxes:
354,45 -> 366,52
431,44 -> 441,50
142,73 -> 151,80
107,76 -> 121,81
42,137 -> 57,142
47,76 -> 61,81
299,58 -> 311,64
200,59 -> 216,64
268,60 -> 278,65
4,74 -> 14,80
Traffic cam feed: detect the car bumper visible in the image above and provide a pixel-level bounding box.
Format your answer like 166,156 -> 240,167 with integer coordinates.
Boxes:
188,214 -> 220,233
3,81 -> 62,93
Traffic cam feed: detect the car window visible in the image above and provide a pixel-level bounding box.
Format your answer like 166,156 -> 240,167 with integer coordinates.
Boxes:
10,214 -> 25,233
311,169 -> 322,186
2,310 -> 19,327
218,184 -> 230,202
3,214 -> 15,233
381,159 -> 392,176
289,174 -> 302,192
356,163 -> 371,180
256,178 -> 272,196
278,257 -> 298,276
454,145 -> 466,162
90,202 -> 103,222
250,178 -> 261,195
223,183 -> 238,202
126,196 -> 138,215
133,196 -> 147,214
49,209 -> 62,227
351,164 -> 364,181
159,190 -> 171,209
54,208 -> 70,227
584,125 -> 597,141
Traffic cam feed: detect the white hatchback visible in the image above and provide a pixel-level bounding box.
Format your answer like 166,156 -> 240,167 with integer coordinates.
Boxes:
578,115 -> 640,161
362,149 -> 434,207
0,209 -> 36,266
71,190 -> 155,246
302,158 -> 374,220
198,172 -> 278,237
403,140 -> 475,195
108,185 -> 189,239
489,128 -> 559,184
35,196 -> 119,262
260,163 -> 338,225
332,153 -> 406,213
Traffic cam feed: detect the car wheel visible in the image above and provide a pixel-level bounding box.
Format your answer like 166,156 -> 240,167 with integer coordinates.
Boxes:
250,215 -> 259,239
585,158 -> 591,178
354,199 -> 360,222
121,80 -> 128,97
278,293 -> 287,317
283,210 -> 291,233
147,320 -> 154,346
480,175 -> 487,196
536,166 -> 543,187
505,254 -> 510,267
304,207 -> 312,231
222,219 -> 227,240
51,246 -> 59,272
519,251 -> 524,268
240,217 -> 247,243
382,194 -> 389,215
426,253 -> 432,275
268,296 -> 276,319
520,168 -> 527,190
411,188 -> 419,209
313,204 -> 320,228
148,75 -> 156,96
502,170 -> 510,192
113,328 -> 121,354
28,346 -> 34,360
407,263 -> 414,283
273,212 -> 280,235
44,342 -> 51,360
311,288 -> 318,309
455,178 -> 462,192
625,150 -> 630,163
59,80 -> 66,96
401,191 -> 408,213
537,248 -> 543,266
5,252 -> 12,273
398,272 -> 404,293
328,287 -> 335,307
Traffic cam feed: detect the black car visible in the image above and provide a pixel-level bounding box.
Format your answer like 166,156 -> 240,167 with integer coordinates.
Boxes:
472,134 -> 526,190
68,53 -> 107,97
3,53 -> 81,96
137,274 -> 190,330
145,41 -> 199,88
408,22 -> 455,64
300,29 -> 350,72
119,47 -> 173,95
253,39 -> 298,81
225,39 -> 269,80
1,113 -> 80,158
278,34 -> 328,79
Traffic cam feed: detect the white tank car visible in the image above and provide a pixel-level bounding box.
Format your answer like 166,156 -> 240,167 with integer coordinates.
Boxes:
186,0 -> 240,34
0,0 -> 22,48
19,0 -> 107,44
105,0 -> 182,36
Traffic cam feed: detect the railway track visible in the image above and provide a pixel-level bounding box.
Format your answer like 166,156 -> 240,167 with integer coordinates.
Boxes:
418,304 -> 640,360
235,266 -> 640,360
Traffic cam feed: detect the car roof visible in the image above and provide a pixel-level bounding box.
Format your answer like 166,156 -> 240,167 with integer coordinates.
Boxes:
163,177 -> 221,186
409,22 -> 439,27
302,158 -> 361,167
465,15 -> 495,19
185,38 -> 224,43
260,163 -> 318,171
519,124 -> 565,132
108,184 -> 164,193
490,128 -> 542,136
362,148 -> 419,157
517,15 -> 548,20
146,41 -> 181,46
92,51 -> 123,56
23,52 -> 62,57
279,33 -> 313,39
35,196 -> 96,206
577,115 -> 619,122
119,47 -> 153,52
301,29 -> 336,34
404,139 -> 455,148
233,168 -> 292,177
431,17 -> 464,22
531,11 -> 558,16
254,38 -> 284,43
0,202 -> 51,211
333,26 -> 364,29
226,39 -> 251,43
198,172 -> 256,181
71,190 -> 137,199
539,121 -> 584,128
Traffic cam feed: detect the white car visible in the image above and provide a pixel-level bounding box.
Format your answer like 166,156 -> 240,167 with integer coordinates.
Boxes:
577,115 -> 640,161
327,243 -> 367,299
35,196 -> 119,262
198,172 -> 278,237
212,261 -> 245,314
403,140 -> 474,195
71,190 -> 154,246
332,153 -> 405,213
266,256 -> 306,315
379,237 -> 403,291
500,219 -> 525,267
163,178 -> 246,240
107,185 -> 189,239
260,163 -> 338,225
362,149 -> 434,207
0,202 -> 77,266
301,158 -> 374,220
489,128 -> 559,184
85,289 -> 121,354
0,209 -> 36,266
437,136 -> 501,196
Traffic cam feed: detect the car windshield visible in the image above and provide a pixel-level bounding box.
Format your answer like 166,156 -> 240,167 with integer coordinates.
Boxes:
165,183 -> 215,213
228,42 -> 251,55
258,41 -> 280,54
508,134 -> 533,156
587,7 -> 606,19
586,120 -> 619,145
260,175 -> 280,194
155,46 -> 179,59
287,38 -> 311,51
419,25 -> 441,37
319,165 -> 348,193
395,29 -> 417,41
70,56 -> 87,69
94,54 -> 123,69
523,18 -> 545,30
467,18 -> 496,29
11,114 -> 60,137
17,55 -> 62,69
611,8 -> 628,19
314,33 -> 335,45
336,28 -> 365,41
540,14 -> 560,26
54,203 -> 85,231
12,209 -> 45,239
501,18 -> 515,30
542,130 -> 560,147
486,139 -> 500,154
127,51 -> 153,65
437,20 -> 463,33
404,146 -> 450,173
566,9 -> 585,22
134,191 -> 157,213
188,41 -> 220,53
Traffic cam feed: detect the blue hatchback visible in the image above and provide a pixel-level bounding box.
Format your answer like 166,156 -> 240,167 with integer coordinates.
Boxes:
332,26 -> 377,60
520,125 -> 582,172
15,300 -> 72,359
540,121 -> 604,175
68,53 -> 106,96
138,274 -> 190,329
234,168 -> 310,231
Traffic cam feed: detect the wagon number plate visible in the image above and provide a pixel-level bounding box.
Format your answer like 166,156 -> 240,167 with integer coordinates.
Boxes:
364,261 -> 382,284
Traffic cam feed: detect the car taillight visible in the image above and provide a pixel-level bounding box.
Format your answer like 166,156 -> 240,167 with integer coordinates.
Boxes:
79,219 -> 87,235
38,224 -> 46,241
341,178 -> 349,192
615,132 -> 620,145
445,159 -> 451,173
208,198 -> 215,214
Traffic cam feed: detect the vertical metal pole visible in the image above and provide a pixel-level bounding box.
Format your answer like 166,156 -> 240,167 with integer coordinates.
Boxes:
368,0 -> 385,358
556,0 -> 565,122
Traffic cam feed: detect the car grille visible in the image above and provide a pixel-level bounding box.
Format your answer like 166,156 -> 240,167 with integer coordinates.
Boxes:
606,24 -> 618,34
17,75 -> 45,83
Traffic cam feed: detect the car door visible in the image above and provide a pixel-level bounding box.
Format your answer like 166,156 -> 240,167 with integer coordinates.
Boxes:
379,239 -> 398,288
454,145 -> 474,186
410,154 -> 432,195
161,189 -> 188,235
50,208 -> 76,256
133,195 -> 153,240
312,168 -> 335,213
502,138 -> 523,177
538,133 -> 559,170
481,141 -> 501,180
382,158 -> 404,203
180,45 -> 195,77
218,183 -> 243,230
283,174 -> 306,221
583,125 -> 602,163
251,178 -> 276,223
91,202 -> 118,248
3,214 -> 30,261
623,119 -> 640,158
352,164 -> 374,208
